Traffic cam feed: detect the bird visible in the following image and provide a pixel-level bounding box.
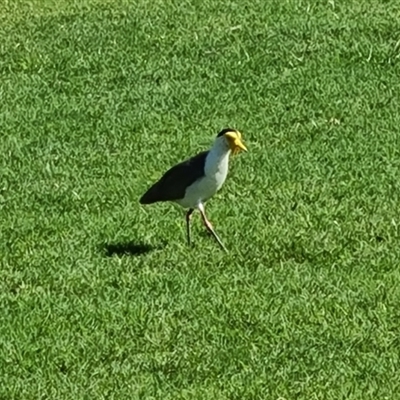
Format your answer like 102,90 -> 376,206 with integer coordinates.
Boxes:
139,128 -> 247,252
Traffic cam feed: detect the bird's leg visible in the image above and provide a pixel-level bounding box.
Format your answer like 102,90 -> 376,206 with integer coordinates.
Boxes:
186,208 -> 194,246
197,203 -> 228,252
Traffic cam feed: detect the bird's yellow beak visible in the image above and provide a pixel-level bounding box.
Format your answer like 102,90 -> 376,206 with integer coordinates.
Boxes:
225,130 -> 247,154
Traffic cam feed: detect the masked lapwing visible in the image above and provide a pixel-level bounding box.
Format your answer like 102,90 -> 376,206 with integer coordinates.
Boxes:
139,128 -> 247,251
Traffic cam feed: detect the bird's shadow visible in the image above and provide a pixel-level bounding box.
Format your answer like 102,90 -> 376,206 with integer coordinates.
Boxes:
101,241 -> 159,257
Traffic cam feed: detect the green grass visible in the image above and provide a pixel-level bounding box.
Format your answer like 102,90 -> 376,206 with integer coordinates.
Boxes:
1,0 -> 400,398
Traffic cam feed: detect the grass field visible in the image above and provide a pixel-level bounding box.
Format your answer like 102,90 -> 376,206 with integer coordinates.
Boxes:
1,0 -> 400,398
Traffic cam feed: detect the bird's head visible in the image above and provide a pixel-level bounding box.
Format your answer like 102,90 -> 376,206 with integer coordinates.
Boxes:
216,128 -> 247,155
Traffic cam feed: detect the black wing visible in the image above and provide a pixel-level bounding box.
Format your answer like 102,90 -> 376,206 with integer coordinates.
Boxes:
139,151 -> 208,204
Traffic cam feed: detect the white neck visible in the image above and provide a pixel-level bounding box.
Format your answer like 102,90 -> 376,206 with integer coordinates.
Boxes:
204,137 -> 231,179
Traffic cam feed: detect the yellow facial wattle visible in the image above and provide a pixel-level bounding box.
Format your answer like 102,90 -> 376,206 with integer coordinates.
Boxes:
225,130 -> 247,154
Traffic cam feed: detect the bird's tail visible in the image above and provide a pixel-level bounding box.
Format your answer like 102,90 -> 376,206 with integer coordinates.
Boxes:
139,185 -> 158,204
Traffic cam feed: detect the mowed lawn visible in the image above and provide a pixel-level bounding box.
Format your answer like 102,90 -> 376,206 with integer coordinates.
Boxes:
1,0 -> 400,398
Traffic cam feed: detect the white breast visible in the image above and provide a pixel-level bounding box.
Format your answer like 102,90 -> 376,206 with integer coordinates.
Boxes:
176,145 -> 230,209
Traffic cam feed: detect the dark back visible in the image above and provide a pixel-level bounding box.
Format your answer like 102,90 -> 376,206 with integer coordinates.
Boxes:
139,151 -> 208,204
